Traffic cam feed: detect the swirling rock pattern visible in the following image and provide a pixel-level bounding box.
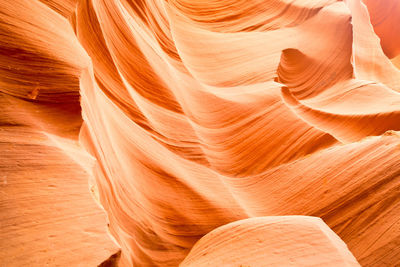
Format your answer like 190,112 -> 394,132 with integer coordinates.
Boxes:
1,0 -> 400,266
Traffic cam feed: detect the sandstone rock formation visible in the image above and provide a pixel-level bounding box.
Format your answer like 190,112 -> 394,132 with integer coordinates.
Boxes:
180,216 -> 360,267
1,0 -> 399,266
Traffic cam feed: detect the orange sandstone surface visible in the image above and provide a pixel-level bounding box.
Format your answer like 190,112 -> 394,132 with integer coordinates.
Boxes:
0,0 -> 400,266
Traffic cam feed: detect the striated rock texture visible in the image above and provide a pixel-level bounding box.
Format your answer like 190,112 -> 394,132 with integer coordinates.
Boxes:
1,0 -> 400,266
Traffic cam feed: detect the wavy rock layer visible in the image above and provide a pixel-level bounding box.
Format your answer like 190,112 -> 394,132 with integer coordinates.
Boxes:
0,93 -> 118,266
1,0 -> 400,266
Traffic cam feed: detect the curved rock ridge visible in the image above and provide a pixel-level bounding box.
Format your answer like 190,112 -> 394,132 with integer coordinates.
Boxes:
180,216 -> 360,267
1,0 -> 400,266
